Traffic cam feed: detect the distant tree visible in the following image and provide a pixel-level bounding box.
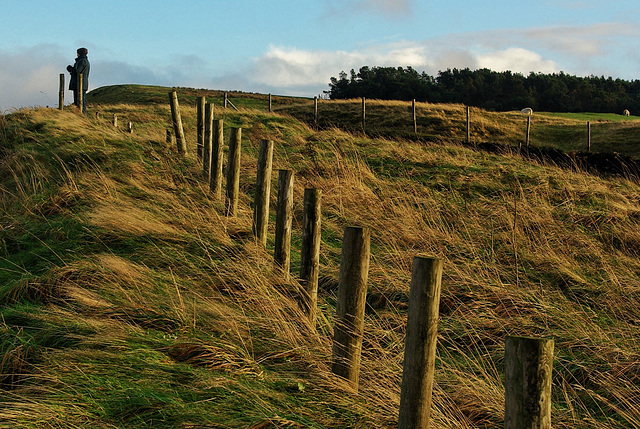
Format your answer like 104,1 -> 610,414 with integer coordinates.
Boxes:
327,67 -> 640,113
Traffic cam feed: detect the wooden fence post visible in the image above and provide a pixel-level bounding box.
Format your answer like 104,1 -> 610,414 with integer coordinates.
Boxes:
274,169 -> 294,280
331,226 -> 370,390
58,74 -> 64,110
113,113 -> 118,128
268,93 -> 272,112
525,115 -> 531,150
505,336 -> 554,429
398,256 -> 443,429
587,121 -> 591,152
300,188 -> 322,325
169,90 -> 187,155
210,119 -> 224,200
127,121 -> 133,133
253,139 -> 274,245
314,96 -> 319,129
197,96 -> 205,162
225,127 -> 241,216
412,99 -> 417,134
224,92 -> 228,109
466,106 -> 471,146
361,97 -> 366,133
78,73 -> 84,114
203,103 -> 214,179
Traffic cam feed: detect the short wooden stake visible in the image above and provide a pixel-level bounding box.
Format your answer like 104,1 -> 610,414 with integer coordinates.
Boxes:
210,119 -> 224,200
203,103 -> 214,179
196,96 -> 205,162
505,336 -> 554,429
398,256 -> 443,429
113,113 -> 118,128
274,169 -> 294,279
58,73 -> 64,110
127,121 -> 133,133
331,226 -> 370,390
78,73 -> 84,114
169,90 -> 187,155
225,127 -> 241,216
300,188 -> 322,325
253,140 -> 274,245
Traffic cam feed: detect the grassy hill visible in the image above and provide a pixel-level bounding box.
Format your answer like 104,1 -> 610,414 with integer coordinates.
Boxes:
1,85 -> 640,427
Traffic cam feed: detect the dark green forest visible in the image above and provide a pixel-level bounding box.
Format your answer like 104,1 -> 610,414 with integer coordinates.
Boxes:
328,66 -> 640,114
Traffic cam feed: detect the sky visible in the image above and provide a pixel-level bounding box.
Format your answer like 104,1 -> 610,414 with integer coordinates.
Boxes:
1,0 -> 640,111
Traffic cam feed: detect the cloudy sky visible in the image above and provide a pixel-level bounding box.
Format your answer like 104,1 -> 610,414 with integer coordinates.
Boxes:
1,0 -> 639,111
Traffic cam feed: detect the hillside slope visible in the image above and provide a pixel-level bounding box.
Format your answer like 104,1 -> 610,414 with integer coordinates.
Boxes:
1,89 -> 640,428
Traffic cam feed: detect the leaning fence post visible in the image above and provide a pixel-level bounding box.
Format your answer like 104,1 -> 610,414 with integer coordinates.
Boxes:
300,188 -> 322,325
253,139 -> 274,245
169,90 -> 187,155
331,226 -> 370,390
58,74 -> 64,110
398,256 -> 443,429
504,336 -> 554,429
196,96 -> 206,162
210,119 -> 224,200
225,127 -> 241,216
274,169 -> 294,280
203,103 -> 214,179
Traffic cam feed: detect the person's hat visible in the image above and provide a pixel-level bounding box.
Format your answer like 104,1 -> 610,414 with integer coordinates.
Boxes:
77,47 -> 88,55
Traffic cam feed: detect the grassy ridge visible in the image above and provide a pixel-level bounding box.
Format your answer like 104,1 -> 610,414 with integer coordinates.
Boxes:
1,87 -> 640,427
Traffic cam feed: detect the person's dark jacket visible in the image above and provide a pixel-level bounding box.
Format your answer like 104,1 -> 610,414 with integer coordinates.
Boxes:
67,54 -> 90,91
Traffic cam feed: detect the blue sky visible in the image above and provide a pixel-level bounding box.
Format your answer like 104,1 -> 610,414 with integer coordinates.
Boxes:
1,0 -> 639,111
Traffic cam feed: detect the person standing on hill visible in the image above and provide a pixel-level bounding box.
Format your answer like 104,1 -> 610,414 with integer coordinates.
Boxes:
67,47 -> 90,113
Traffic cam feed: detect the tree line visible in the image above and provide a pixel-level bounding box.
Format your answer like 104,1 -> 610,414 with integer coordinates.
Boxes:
328,66 -> 640,114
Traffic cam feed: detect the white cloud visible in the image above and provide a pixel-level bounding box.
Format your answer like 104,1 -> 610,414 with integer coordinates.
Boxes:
476,48 -> 558,74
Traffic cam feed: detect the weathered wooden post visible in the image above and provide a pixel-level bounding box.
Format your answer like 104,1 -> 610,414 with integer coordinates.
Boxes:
127,121 -> 133,133
361,97 -> 366,133
112,113 -> 118,128
314,96 -> 319,129
203,103 -> 214,178
58,74 -> 64,110
210,119 -> 224,200
466,105 -> 471,146
78,73 -> 84,114
169,90 -> 187,155
225,127 -> 241,216
274,169 -> 294,280
504,336 -> 554,429
331,226 -> 370,390
300,188 -> 322,325
253,139 -> 274,245
398,256 -> 443,429
224,92 -> 228,109
412,99 -> 417,134
268,93 -> 272,112
587,121 -> 591,152
525,115 -> 531,149
196,96 -> 206,162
